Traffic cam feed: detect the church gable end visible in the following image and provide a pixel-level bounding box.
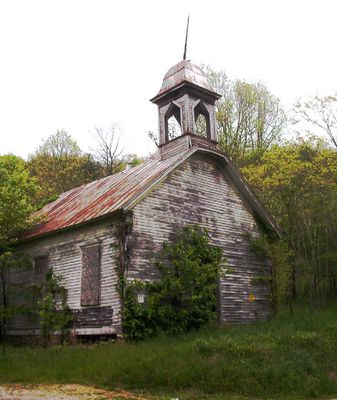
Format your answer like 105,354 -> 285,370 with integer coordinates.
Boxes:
129,152 -> 272,323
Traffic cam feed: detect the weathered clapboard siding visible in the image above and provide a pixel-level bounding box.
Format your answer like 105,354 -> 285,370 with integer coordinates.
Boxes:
160,134 -> 191,160
129,152 -> 272,323
8,218 -> 121,335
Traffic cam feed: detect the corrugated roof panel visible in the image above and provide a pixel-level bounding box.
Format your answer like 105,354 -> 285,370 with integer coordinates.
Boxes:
22,143 -> 281,240
23,149 -> 195,239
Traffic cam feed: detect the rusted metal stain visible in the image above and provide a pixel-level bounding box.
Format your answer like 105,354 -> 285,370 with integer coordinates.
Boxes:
23,149 -> 196,240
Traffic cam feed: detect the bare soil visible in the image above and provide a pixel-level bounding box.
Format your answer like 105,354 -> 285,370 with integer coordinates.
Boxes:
0,384 -> 147,400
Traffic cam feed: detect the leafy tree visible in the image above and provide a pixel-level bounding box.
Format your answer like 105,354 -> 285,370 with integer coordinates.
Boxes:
37,129 -> 81,157
204,66 -> 287,166
151,226 -> 224,334
0,156 -> 37,240
241,137 -> 337,307
28,130 -> 103,200
0,155 -> 39,352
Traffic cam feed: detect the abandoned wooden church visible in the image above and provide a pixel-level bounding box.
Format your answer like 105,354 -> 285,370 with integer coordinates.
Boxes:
9,59 -> 280,337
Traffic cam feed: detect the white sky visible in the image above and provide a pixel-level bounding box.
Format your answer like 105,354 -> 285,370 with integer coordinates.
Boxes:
1,0 -> 337,159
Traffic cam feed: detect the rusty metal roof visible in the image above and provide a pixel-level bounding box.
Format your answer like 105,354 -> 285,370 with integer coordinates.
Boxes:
23,142 -> 281,240
23,148 -> 196,240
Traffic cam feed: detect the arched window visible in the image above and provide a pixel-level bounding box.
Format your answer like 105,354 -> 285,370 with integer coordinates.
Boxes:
194,101 -> 211,139
165,103 -> 182,141
195,114 -> 207,138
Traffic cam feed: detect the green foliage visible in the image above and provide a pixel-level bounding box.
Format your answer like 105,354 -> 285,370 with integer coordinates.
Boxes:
0,155 -> 39,347
122,225 -> 225,340
0,155 -> 39,240
203,65 -> 287,166
122,281 -> 156,341
249,235 -> 292,313
38,269 -> 72,344
113,210 -> 133,303
36,194 -> 59,210
37,129 -> 81,157
242,137 -> 337,307
28,131 -> 103,201
151,226 -> 224,334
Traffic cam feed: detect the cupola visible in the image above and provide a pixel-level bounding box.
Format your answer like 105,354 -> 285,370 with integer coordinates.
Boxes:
150,59 -> 221,151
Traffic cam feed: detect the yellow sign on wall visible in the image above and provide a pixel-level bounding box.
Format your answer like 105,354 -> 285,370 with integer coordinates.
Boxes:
248,294 -> 256,302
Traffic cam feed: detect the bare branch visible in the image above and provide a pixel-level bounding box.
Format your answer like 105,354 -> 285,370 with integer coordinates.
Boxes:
293,95 -> 337,148
90,123 -> 124,176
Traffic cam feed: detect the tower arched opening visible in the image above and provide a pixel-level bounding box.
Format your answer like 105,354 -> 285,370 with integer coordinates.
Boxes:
165,103 -> 182,141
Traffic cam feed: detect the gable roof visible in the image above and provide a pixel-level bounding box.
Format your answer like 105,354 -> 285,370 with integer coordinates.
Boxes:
23,145 -> 281,240
23,148 -> 195,239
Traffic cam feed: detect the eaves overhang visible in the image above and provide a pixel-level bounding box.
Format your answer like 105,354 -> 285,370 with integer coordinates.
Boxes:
150,80 -> 221,105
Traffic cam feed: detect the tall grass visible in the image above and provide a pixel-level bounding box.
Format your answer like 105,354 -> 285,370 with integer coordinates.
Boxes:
1,304 -> 337,399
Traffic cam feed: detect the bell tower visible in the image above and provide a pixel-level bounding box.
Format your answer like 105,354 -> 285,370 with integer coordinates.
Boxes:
150,60 -> 221,150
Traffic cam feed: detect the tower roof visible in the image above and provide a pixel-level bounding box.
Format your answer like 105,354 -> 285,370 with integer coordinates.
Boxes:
151,60 -> 221,103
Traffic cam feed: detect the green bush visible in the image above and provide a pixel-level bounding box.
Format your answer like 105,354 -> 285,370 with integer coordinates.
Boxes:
122,225 -> 225,340
38,269 -> 73,344
122,281 -> 157,341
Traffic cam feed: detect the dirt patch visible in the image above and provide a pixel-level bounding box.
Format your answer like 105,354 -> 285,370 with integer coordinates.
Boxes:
0,384 -> 147,400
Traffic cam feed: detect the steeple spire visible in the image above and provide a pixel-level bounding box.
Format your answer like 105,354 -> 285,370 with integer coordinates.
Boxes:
183,14 -> 190,61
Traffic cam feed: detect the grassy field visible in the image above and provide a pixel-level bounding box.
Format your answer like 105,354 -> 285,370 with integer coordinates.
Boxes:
1,304 -> 337,400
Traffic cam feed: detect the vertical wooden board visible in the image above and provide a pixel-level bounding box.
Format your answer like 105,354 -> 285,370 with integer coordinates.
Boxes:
81,245 -> 101,306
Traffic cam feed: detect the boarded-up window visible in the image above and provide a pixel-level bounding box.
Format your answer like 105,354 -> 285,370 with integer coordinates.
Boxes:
34,255 -> 49,284
81,245 -> 101,306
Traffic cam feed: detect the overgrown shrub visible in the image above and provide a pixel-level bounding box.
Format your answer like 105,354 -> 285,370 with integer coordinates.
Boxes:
38,269 -> 73,344
122,225 -> 225,340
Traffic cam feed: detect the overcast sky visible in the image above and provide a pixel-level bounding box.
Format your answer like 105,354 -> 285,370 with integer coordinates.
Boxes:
1,0 -> 336,159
